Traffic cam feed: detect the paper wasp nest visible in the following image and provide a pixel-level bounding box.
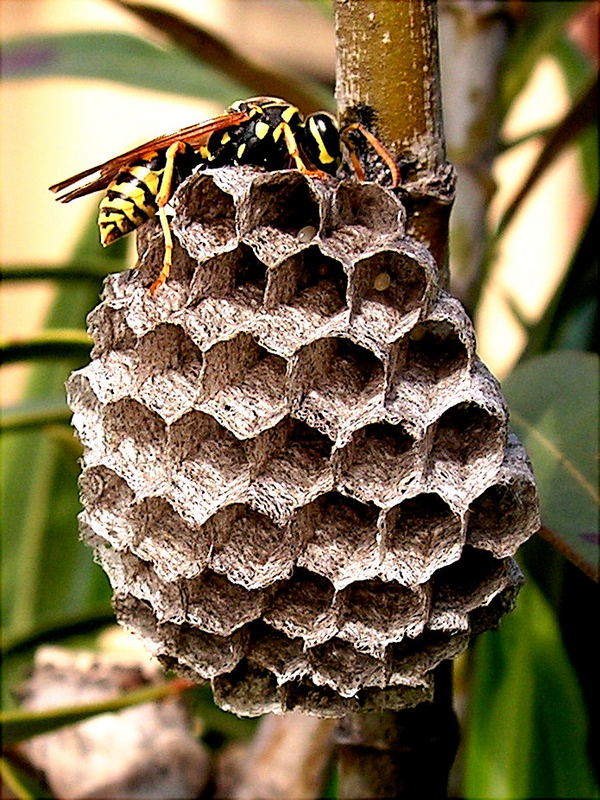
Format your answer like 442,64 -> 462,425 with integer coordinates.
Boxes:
67,168 -> 539,717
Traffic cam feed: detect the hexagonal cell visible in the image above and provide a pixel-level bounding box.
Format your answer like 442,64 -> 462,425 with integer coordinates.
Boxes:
182,570 -> 269,636
81,351 -> 139,407
427,401 -> 506,505
388,629 -> 470,680
263,568 -> 339,647
349,250 -> 429,338
469,567 -> 522,635
172,171 -> 238,261
381,493 -> 464,585
337,580 -> 430,656
101,398 -> 168,496
308,638 -> 387,697
264,246 -> 347,311
129,496 -> 207,582
174,624 -> 248,679
398,318 -> 469,384
78,465 -> 137,548
335,421 -> 422,507
186,242 -> 267,321
428,547 -> 522,633
87,303 -> 137,357
295,493 -> 380,590
166,410 -> 249,526
248,622 -> 309,685
241,171 -> 322,267
248,418 -> 334,523
199,334 -> 289,438
290,336 -> 385,441
254,247 -> 349,355
67,372 -> 104,452
207,503 -> 296,589
466,434 -> 539,557
132,323 -> 203,423
82,530 -> 185,624
330,180 -> 403,236
283,679 -> 361,717
212,660 -> 282,717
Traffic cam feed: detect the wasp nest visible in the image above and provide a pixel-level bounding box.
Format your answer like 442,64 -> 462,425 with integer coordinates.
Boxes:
67,168 -> 539,717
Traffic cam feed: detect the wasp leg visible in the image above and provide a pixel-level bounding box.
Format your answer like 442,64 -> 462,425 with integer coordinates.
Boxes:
150,141 -> 186,295
341,123 -> 400,187
280,123 -> 330,179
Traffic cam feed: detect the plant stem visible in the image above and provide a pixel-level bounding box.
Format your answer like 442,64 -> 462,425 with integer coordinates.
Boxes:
334,2 -> 458,796
335,0 -> 455,283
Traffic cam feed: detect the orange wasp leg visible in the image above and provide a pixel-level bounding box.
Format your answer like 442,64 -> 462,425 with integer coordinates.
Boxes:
149,141 -> 187,295
341,122 -> 400,187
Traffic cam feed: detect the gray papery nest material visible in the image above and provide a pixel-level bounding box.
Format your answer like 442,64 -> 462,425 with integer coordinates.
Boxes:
67,168 -> 539,717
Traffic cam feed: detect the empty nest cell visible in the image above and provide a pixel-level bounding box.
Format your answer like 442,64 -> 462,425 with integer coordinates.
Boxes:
247,418 -> 334,523
166,410 -> 250,526
427,401 -> 506,505
335,421 -> 422,507
172,171 -> 237,260
133,323 -> 203,423
182,570 -> 269,636
295,493 -> 380,590
200,334 -> 289,438
78,465 -> 137,549
331,180 -> 403,236
263,568 -> 339,647
467,479 -> 539,558
381,493 -> 464,585
207,503 -> 297,589
101,398 -> 169,496
397,318 -> 470,385
291,336 -> 385,441
337,579 -> 430,655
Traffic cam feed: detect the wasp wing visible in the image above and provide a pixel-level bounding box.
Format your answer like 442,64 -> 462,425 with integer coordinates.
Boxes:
49,110 -> 251,203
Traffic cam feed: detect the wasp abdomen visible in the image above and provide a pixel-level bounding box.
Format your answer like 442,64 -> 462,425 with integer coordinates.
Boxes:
98,157 -> 163,246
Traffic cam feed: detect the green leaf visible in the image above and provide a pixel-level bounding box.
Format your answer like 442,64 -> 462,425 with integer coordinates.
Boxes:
0,400 -> 71,433
464,578 -> 599,799
1,329 -> 92,364
502,351 -> 599,579
501,1 -> 586,113
0,213 -> 121,642
3,31 -> 246,102
0,680 -> 194,745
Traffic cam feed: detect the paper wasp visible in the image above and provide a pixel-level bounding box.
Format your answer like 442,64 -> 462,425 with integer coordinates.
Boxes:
50,97 -> 399,294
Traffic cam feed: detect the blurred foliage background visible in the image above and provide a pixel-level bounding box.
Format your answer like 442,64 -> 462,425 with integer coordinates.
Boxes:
1,1 -> 598,798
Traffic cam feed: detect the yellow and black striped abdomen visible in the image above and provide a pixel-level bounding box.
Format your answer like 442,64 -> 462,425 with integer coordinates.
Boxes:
98,156 -> 163,246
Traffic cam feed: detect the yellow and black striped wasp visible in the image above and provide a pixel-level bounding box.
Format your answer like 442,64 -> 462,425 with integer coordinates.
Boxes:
50,97 -> 399,295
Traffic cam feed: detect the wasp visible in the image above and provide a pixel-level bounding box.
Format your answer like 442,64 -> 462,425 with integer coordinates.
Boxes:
50,97 -> 399,295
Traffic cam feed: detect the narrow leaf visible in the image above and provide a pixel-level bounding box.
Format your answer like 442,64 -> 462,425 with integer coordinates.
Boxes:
113,1 -> 333,112
3,32 -> 246,102
498,78 -> 597,234
502,351 -> 599,579
1,330 -> 92,364
0,680 -> 194,745
464,579 -> 598,799
1,399 -> 71,433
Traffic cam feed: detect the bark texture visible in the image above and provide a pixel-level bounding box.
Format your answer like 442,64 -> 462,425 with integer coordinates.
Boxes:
335,0 -> 455,281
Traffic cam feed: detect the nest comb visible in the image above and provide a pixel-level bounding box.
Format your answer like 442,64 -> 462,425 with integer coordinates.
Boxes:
67,167 -> 539,717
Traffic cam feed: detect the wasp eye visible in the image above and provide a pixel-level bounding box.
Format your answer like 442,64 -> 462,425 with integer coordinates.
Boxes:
303,112 -> 341,174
